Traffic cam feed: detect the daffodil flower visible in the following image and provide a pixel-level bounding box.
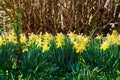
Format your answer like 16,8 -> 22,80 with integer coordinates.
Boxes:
42,44 -> 50,52
112,30 -> 118,35
8,34 -> 16,42
96,35 -> 102,40
100,41 -> 109,50
68,32 -> 76,42
37,39 -> 43,47
56,42 -> 62,48
56,33 -> 64,48
74,43 -> 86,54
20,34 -> 26,44
0,37 -> 3,46
43,33 -> 53,41
27,41 -> 32,46
22,46 -> 28,52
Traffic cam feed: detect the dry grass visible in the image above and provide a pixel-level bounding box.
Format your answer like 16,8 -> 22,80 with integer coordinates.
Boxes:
0,0 -> 119,36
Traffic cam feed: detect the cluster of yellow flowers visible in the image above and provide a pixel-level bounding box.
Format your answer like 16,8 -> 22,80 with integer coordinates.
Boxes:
68,32 -> 89,53
27,32 -> 53,52
97,30 -> 120,50
56,33 -> 65,48
0,31 -> 59,53
1,30 -> 119,53
0,30 -> 17,46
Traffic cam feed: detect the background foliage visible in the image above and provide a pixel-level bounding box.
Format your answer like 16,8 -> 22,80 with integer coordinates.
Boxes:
0,0 -> 120,36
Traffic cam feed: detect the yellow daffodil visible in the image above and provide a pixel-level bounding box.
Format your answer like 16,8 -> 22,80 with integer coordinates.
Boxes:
96,35 -> 102,40
116,40 -> 120,45
100,41 -> 109,50
56,33 -> 64,42
76,49 -> 80,53
0,37 -> 3,46
116,35 -> 120,45
56,42 -> 62,48
37,39 -> 43,47
74,43 -> 86,54
75,46 -> 85,54
38,32 -> 43,38
8,34 -> 16,42
42,44 -> 50,52
22,46 -> 28,52
55,33 -> 64,48
73,35 -> 89,54
77,35 -> 84,42
83,37 -> 89,44
106,35 -> 114,42
68,32 -> 76,41
29,33 -> 38,42
106,34 -> 119,44
113,38 -> 119,44
27,41 -> 32,46
43,33 -> 53,41
112,30 -> 118,35
20,34 -> 26,44
73,42 -> 79,49
56,41 -> 63,48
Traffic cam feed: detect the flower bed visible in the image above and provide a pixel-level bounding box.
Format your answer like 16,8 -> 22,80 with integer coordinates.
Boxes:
0,30 -> 120,79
